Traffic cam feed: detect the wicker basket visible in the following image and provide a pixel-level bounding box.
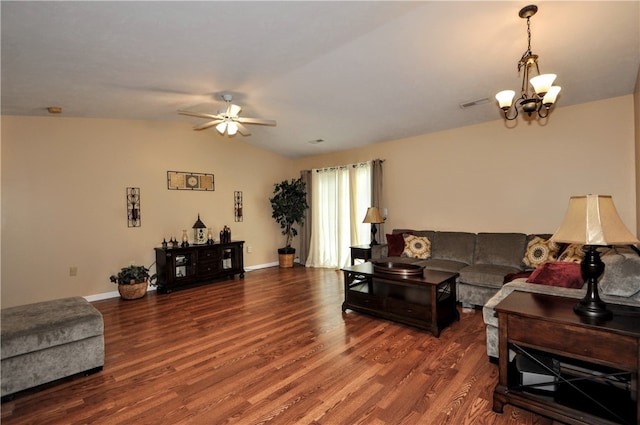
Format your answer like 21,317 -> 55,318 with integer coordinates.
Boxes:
279,253 -> 295,268
118,280 -> 148,300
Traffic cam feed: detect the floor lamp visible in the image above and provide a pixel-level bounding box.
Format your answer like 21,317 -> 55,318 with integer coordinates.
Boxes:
551,195 -> 639,319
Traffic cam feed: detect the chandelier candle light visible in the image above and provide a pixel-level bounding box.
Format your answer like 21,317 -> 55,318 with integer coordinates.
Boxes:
550,195 -> 640,320
495,5 -> 561,121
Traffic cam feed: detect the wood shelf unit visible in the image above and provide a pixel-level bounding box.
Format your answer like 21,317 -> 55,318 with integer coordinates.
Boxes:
154,241 -> 244,293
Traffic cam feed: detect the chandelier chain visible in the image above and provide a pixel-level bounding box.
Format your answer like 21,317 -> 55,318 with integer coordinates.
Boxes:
527,17 -> 532,53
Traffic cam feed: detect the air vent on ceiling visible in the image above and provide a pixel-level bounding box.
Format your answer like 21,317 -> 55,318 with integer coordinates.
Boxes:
459,98 -> 490,109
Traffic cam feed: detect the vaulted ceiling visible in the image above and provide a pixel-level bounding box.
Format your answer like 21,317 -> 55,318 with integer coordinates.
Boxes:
2,1 -> 639,158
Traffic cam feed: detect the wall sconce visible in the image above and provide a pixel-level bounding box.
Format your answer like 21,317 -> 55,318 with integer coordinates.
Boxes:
127,187 -> 141,227
235,191 -> 243,222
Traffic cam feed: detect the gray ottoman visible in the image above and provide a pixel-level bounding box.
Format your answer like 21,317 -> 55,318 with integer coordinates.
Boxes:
1,297 -> 104,398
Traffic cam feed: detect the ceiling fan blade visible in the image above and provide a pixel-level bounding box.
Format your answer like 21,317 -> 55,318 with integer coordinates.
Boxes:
236,123 -> 251,136
228,104 -> 242,117
237,117 -> 277,126
178,110 -> 221,120
193,119 -> 223,131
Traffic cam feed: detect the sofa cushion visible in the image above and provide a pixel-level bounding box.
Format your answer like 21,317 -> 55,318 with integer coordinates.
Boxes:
431,231 -> 475,264
522,236 -> 561,269
377,256 -> 424,265
600,250 -> 640,297
1,297 -> 103,359
526,261 -> 584,288
459,264 -> 521,288
474,232 -> 527,268
504,271 -> 532,283
402,234 -> 431,259
424,258 -> 469,273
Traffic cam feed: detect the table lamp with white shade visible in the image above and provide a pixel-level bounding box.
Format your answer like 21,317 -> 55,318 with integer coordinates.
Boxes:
551,195 -> 640,319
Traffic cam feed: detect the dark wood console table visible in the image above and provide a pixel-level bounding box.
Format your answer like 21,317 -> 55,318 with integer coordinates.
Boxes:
493,291 -> 639,425
341,262 -> 459,337
154,241 -> 244,293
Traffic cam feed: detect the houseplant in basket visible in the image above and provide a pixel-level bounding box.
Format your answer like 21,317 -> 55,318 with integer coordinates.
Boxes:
109,265 -> 155,300
269,177 -> 309,268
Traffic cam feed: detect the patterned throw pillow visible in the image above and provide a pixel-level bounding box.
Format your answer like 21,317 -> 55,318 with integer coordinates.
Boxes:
523,236 -> 561,269
557,244 -> 585,263
402,234 -> 431,259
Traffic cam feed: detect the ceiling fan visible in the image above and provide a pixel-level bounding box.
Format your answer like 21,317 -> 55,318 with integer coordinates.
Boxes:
178,94 -> 276,136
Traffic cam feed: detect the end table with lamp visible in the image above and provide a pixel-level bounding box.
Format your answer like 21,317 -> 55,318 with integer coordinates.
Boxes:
493,194 -> 640,424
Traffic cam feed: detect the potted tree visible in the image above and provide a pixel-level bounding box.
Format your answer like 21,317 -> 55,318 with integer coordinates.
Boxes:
269,177 -> 309,267
109,264 -> 155,300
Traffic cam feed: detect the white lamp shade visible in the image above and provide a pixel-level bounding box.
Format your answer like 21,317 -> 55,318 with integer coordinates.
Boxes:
542,86 -> 561,105
551,195 -> 640,245
495,90 -> 515,109
215,122 -> 227,134
530,73 -> 556,95
227,122 -> 238,136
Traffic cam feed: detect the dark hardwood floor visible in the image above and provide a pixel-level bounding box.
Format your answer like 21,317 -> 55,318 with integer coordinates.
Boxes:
2,267 -> 556,425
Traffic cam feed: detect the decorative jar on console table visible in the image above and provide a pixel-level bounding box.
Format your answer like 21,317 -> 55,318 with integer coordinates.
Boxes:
154,241 -> 244,293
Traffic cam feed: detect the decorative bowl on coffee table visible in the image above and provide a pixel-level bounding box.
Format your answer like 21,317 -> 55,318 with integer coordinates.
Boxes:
372,261 -> 424,277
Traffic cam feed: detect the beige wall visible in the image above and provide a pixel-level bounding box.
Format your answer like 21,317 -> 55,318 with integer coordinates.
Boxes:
294,95 -> 637,237
1,116 -> 294,307
2,95 -> 637,307
635,66 -> 640,237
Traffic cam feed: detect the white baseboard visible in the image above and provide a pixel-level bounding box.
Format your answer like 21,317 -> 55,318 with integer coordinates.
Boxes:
84,261 -> 280,302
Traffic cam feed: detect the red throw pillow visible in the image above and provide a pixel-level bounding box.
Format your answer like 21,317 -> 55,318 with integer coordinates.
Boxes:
526,262 -> 584,289
386,232 -> 411,256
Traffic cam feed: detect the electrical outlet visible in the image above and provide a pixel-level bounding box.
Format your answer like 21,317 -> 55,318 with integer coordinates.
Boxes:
69,267 -> 78,277
247,246 -> 253,253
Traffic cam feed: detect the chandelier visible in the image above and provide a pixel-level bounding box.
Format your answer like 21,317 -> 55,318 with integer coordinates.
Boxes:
495,5 -> 561,121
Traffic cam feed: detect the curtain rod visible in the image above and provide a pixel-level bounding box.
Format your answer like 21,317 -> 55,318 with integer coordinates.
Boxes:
305,159 -> 384,173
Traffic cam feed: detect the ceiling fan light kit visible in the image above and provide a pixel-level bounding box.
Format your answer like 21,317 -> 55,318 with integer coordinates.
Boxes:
178,94 -> 276,137
495,4 -> 561,121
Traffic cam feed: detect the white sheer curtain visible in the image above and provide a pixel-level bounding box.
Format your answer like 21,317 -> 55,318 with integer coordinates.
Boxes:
305,162 -> 372,269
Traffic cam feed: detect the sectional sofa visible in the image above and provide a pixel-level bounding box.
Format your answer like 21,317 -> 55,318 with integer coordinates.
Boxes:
371,229 -> 545,307
369,229 -> 640,362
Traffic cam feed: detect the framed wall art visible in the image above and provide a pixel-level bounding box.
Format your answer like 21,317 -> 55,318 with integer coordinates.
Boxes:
167,171 -> 215,191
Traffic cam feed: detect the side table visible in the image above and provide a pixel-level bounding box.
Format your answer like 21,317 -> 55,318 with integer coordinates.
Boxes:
350,244 -> 386,265
493,291 -> 639,425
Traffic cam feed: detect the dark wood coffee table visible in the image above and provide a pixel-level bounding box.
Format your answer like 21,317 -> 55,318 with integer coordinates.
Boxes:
341,262 -> 459,337
493,291 -> 640,425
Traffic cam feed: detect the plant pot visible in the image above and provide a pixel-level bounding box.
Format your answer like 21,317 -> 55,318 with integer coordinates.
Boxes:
277,247 -> 295,268
118,279 -> 148,300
